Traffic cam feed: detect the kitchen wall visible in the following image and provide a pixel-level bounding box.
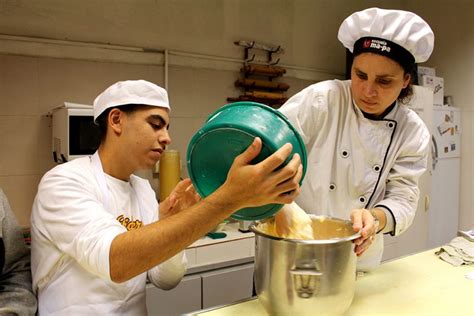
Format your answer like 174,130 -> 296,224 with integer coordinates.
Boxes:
0,55 -> 166,226
403,0 -> 474,231
0,53 -> 317,227
0,0 -> 472,229
0,0 -> 385,226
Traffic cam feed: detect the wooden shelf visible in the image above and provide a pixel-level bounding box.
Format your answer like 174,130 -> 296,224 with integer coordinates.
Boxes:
229,42 -> 289,109
241,64 -> 286,77
227,96 -> 287,109
235,78 -> 289,91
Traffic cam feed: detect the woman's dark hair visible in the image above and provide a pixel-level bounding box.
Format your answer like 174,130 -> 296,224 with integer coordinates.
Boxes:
96,104 -> 144,142
397,63 -> 416,105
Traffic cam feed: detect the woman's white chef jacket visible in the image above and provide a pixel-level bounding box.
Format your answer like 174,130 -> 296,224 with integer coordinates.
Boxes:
279,80 -> 430,270
31,155 -> 186,315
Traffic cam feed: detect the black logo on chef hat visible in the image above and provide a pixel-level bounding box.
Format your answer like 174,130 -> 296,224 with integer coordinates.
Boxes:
362,38 -> 391,53
354,37 -> 414,71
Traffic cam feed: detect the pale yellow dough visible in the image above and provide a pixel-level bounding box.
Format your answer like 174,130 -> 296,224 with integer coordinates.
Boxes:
259,202 -> 313,240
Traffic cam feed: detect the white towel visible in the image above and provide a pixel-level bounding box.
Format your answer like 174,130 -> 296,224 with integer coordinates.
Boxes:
435,236 -> 474,266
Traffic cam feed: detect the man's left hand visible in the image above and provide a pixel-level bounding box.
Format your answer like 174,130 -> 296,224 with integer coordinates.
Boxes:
159,179 -> 201,219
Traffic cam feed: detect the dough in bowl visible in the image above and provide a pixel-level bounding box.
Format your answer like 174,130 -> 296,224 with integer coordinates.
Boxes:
258,202 -> 313,239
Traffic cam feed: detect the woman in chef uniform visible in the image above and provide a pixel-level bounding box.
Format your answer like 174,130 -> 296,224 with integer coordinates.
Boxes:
279,8 -> 435,270
31,80 -> 303,314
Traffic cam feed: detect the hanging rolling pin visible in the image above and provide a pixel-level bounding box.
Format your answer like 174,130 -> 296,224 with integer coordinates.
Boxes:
241,64 -> 286,77
159,150 -> 181,201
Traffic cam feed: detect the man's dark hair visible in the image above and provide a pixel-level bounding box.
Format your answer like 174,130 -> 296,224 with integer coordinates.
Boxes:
96,104 -> 144,142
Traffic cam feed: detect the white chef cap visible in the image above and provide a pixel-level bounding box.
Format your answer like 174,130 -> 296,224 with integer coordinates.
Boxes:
338,7 -> 434,67
93,80 -> 170,123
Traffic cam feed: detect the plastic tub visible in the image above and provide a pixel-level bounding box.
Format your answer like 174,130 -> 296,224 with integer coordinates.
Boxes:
187,101 -> 307,220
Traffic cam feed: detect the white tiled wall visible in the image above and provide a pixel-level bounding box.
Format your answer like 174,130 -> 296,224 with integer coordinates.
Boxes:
2,1 -> 471,231
404,0 -> 474,231
0,175 -> 42,226
0,54 -> 313,226
0,55 -> 174,225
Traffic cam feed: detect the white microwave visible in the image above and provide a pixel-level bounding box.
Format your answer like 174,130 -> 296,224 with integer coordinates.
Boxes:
51,102 -> 101,163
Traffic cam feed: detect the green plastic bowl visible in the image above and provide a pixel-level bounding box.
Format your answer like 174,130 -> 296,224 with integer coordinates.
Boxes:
186,102 -> 307,220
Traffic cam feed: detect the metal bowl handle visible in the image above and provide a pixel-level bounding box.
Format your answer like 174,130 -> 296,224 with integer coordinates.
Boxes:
290,268 -> 323,298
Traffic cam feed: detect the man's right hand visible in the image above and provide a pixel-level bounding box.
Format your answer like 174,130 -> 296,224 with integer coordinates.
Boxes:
218,137 -> 303,211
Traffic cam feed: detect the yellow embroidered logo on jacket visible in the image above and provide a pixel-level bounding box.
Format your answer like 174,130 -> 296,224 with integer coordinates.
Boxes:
117,215 -> 143,231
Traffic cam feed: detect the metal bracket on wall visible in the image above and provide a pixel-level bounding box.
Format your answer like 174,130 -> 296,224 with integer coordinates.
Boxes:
234,40 -> 283,66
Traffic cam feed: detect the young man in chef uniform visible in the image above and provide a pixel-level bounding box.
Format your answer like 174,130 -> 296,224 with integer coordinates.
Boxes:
30,80 -> 303,314
279,8 -> 435,270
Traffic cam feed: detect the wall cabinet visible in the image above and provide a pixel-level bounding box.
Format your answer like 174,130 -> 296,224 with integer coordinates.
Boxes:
146,263 -> 254,315
201,263 -> 254,309
146,275 -> 201,316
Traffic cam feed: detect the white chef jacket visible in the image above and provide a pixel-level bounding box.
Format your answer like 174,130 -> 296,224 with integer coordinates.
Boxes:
31,154 -> 187,315
280,80 -> 429,270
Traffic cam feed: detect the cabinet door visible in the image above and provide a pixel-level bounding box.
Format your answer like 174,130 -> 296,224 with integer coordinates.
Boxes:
201,263 -> 254,309
146,274 -> 201,316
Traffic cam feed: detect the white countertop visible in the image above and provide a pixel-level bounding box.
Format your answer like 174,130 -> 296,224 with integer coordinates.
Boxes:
188,222 -> 254,248
185,222 -> 255,273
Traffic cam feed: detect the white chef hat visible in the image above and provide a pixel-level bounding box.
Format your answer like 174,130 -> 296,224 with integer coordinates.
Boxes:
338,7 -> 434,67
93,80 -> 170,123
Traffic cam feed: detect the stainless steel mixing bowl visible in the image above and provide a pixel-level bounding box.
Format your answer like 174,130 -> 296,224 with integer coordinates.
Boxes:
251,216 -> 360,316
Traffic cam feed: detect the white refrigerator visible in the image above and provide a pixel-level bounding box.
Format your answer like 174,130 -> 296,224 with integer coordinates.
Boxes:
428,106 -> 461,248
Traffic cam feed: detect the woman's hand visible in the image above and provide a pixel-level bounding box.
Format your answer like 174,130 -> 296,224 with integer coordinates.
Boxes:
350,208 -> 379,256
159,179 -> 201,219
